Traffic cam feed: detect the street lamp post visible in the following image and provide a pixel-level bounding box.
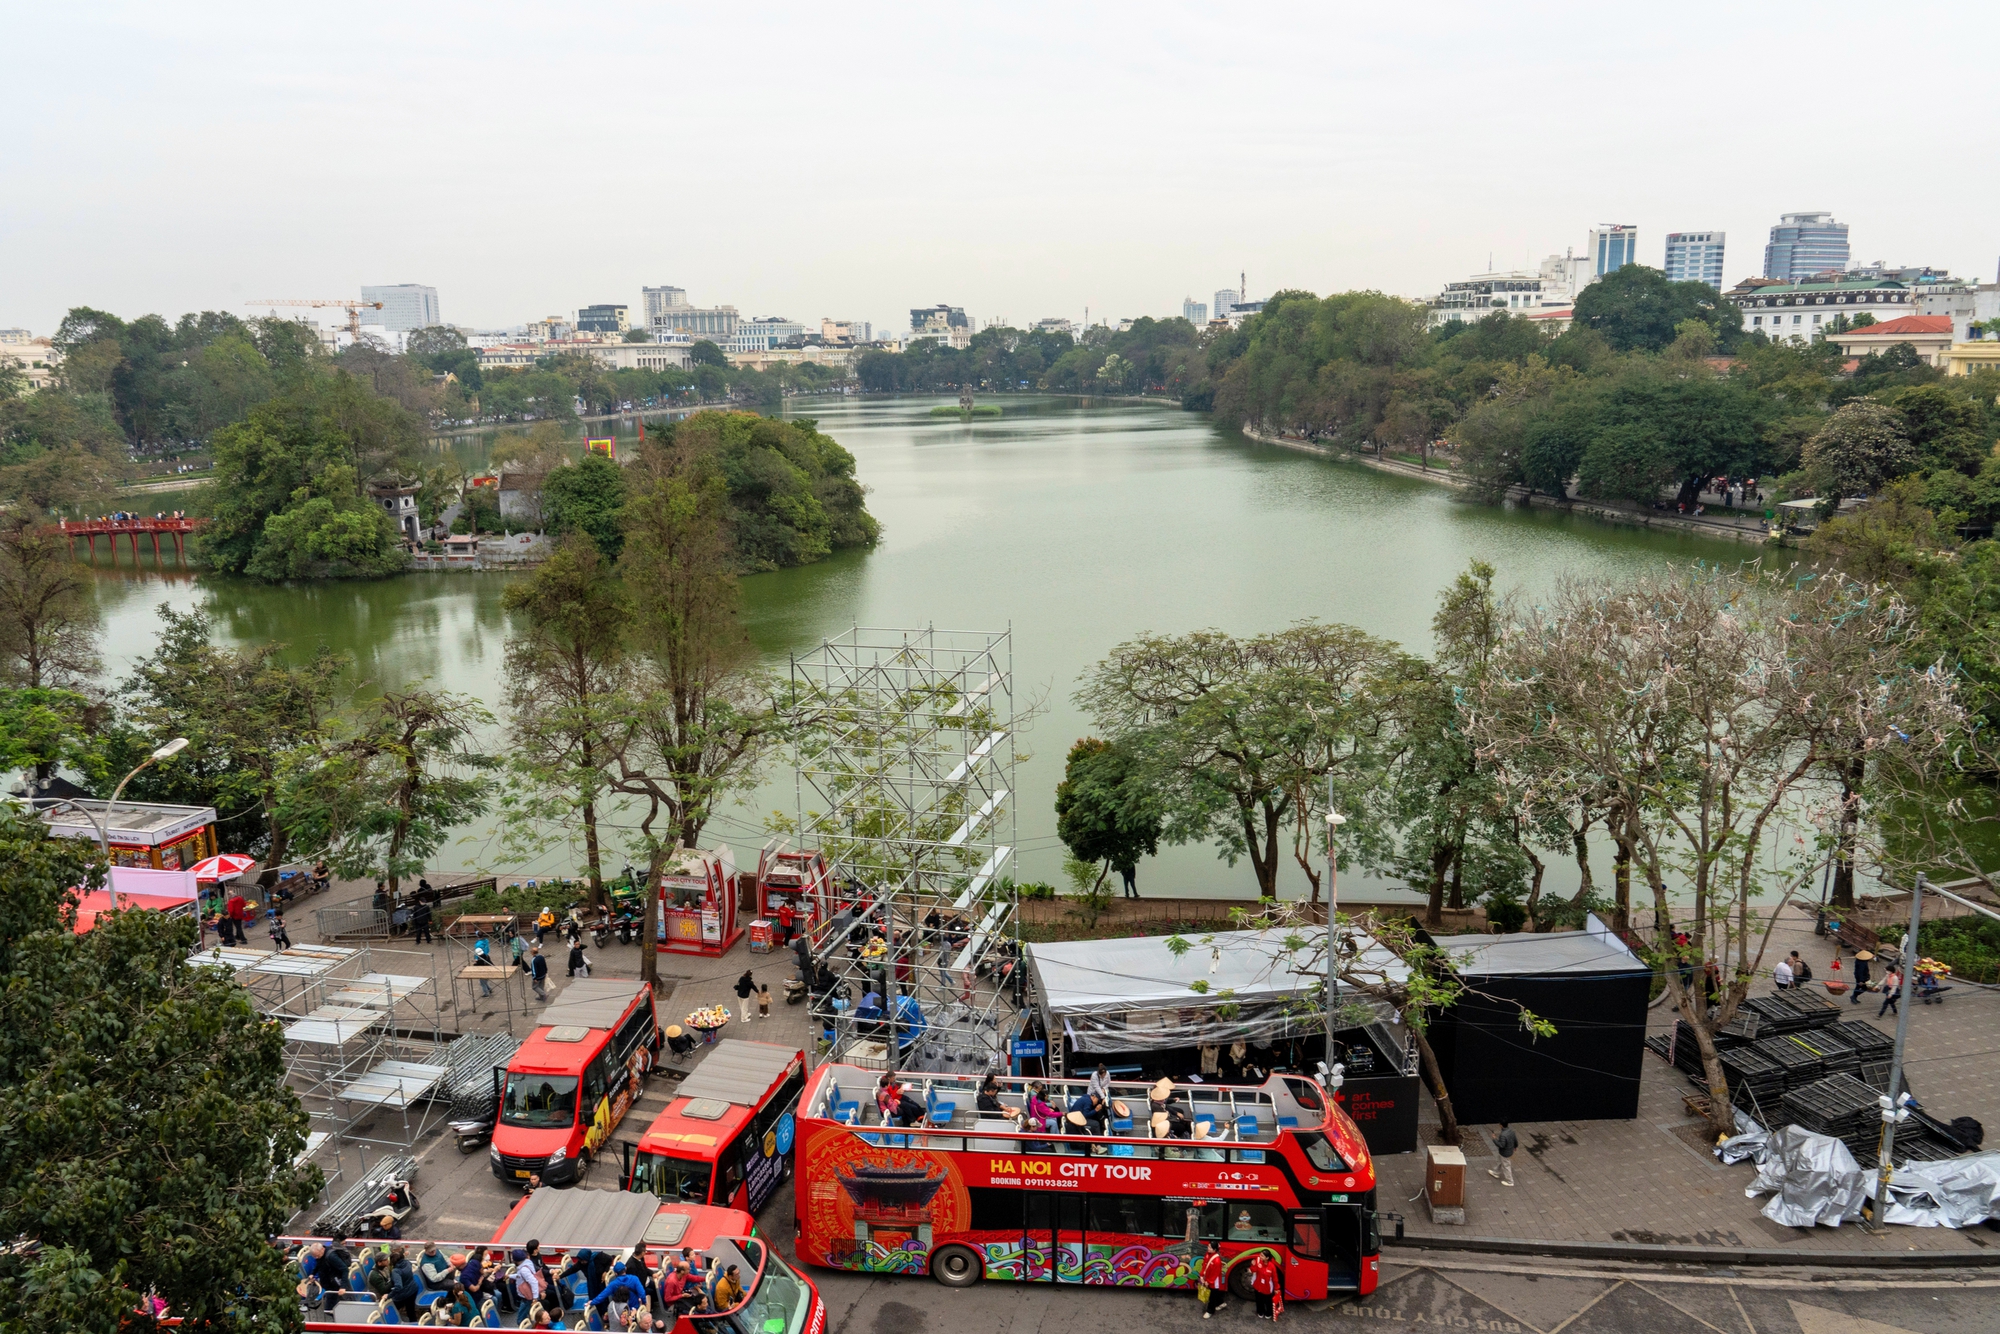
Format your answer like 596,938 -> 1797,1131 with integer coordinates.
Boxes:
40,738 -> 190,914
1325,801 -> 1347,1085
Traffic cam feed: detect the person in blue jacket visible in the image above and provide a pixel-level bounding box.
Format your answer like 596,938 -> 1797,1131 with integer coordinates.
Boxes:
589,1263 -> 649,1322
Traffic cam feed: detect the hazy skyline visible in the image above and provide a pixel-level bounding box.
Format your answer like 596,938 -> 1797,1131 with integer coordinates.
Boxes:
7,2 -> 1997,339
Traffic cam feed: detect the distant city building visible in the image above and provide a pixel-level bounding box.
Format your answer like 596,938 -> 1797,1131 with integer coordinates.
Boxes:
1828,315 -> 1956,367
1911,277 -> 2000,342
1424,254 -> 1585,328
726,318 -> 807,352
0,332 -> 59,392
910,305 -> 972,349
1213,288 -> 1240,320
580,342 -> 692,372
1763,212 -> 1850,281
642,286 -> 689,324
360,284 -> 441,333
576,304 -> 630,335
1663,232 -> 1726,289
1736,276 -> 1915,343
650,302 -> 739,343
820,318 -> 871,345
1182,298 -> 1208,325
0,328 -> 31,344
1589,224 -> 1638,277
525,315 -> 575,342
1033,317 -> 1075,336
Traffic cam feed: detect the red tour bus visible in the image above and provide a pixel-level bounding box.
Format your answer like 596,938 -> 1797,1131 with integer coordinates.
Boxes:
295,1186 -> 824,1334
792,1065 -> 1380,1300
491,979 -> 660,1187
626,1039 -> 808,1215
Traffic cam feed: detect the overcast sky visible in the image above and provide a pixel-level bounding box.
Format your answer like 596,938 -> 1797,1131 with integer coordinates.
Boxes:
6,2 -> 1997,339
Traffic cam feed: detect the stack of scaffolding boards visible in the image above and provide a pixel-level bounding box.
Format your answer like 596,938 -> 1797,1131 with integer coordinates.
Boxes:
1771,1024 -> 1862,1078
1718,1045 -> 1786,1113
1840,1020 -> 1899,1089
1781,1072 -> 1882,1160
1760,1034 -> 1825,1092
1740,989 -> 1842,1035
441,1030 -> 523,1124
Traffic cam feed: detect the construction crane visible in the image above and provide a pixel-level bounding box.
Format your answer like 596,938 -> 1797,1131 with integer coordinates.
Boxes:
245,298 -> 386,339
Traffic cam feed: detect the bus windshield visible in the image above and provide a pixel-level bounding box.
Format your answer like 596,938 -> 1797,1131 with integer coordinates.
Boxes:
631,1151 -> 713,1203
738,1240 -> 814,1334
1296,1131 -> 1349,1172
502,1073 -> 578,1129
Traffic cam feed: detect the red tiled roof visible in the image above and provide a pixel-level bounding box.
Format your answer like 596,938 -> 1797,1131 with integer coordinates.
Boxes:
1841,315 -> 1952,337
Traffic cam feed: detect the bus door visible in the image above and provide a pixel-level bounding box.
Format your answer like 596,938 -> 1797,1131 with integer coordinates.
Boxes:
1319,1203 -> 1364,1290
1023,1194 -> 1087,1283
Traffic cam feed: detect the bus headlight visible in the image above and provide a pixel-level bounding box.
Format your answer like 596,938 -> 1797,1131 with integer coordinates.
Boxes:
489,1144 -> 501,1162
547,1146 -> 566,1164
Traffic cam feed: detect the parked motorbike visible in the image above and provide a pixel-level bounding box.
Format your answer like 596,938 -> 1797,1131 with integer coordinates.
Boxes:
356,1179 -> 421,1235
592,910 -> 612,950
614,912 -> 636,946
783,975 -> 808,1005
562,906 -> 586,947
450,1117 -> 492,1155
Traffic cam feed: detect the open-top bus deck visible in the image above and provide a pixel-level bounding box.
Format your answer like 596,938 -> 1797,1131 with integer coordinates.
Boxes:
793,1063 -> 1381,1299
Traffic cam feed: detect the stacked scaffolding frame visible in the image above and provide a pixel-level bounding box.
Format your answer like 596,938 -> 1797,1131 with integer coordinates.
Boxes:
791,627 -> 1020,1079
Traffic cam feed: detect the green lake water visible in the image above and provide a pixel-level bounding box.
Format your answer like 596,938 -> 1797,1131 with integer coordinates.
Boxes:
86,396 -> 1746,899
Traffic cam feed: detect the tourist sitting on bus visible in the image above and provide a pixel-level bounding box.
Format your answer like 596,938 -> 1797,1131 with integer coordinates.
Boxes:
712,1265 -> 744,1311
1023,1083 -> 1061,1132
977,1075 -> 1008,1118
1087,1063 -> 1114,1107
1067,1090 -> 1110,1134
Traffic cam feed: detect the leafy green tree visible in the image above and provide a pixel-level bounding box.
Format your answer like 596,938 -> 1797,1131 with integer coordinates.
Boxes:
118,606 -> 344,885
245,466 -> 409,580
690,340 -> 729,368
0,516 -> 100,693
622,328 -> 652,343
0,811 -> 319,1334
543,453 -> 630,559
1576,422 -> 1673,505
500,535 -> 631,909
1801,400 -> 1916,505
1053,738 -> 1164,894
0,687 -> 106,789
281,688 -> 497,894
1076,623 -> 1404,898
657,411 -> 879,571
1571,265 -> 1743,353
1883,384 -> 1988,476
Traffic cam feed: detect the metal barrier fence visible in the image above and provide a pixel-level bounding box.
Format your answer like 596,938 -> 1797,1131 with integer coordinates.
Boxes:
315,908 -> 391,941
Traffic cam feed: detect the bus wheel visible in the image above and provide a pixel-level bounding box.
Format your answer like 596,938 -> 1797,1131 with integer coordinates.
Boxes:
930,1245 -> 982,1288
1228,1262 -> 1258,1302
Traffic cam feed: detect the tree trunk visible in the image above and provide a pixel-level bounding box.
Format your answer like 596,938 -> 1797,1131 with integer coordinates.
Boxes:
580,735 -> 607,912
1446,846 -> 1465,911
1612,825 -> 1632,933
1568,813 -> 1595,909
1424,842 -> 1453,927
1830,752 -> 1863,911
1243,802 -> 1281,899
259,807 -> 290,894
1407,1022 -> 1460,1145
637,843 -> 674,995
1683,984 -> 1737,1138
1522,843 -> 1546,932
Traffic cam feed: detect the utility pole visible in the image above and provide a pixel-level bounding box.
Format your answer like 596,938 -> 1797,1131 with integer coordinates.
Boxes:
1324,790 -> 1346,1085
1868,872 -> 1924,1231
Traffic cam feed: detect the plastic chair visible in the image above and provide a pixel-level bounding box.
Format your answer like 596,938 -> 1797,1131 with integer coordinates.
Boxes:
482,1301 -> 501,1328
1235,1116 -> 1259,1140
1111,1144 -> 1135,1158
586,1307 -> 606,1331
1277,1116 -> 1298,1128
928,1089 -> 957,1125
1194,1113 -> 1216,1130
1110,1117 -> 1133,1134
380,1299 -> 402,1326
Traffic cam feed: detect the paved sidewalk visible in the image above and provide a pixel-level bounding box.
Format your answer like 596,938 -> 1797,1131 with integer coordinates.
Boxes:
1383,904 -> 2000,1257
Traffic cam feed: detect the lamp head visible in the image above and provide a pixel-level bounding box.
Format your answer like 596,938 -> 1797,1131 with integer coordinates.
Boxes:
151,737 -> 190,761
1326,811 -> 1347,828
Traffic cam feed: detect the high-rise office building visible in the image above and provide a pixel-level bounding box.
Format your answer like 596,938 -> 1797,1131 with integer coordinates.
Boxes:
1664,232 -> 1726,289
642,286 -> 689,324
1213,288 -> 1240,320
1589,225 -> 1638,277
1182,297 -> 1209,325
360,284 -> 441,332
1763,212 -> 1850,281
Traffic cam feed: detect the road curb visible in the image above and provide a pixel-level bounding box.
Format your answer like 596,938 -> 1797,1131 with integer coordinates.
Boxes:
1384,1233 -> 1999,1269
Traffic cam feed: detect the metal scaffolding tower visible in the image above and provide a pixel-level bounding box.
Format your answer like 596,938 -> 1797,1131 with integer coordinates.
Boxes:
791,627 -> 1020,1077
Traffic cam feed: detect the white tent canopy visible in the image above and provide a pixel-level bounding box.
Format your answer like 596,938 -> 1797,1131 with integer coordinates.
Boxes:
1025,927 -> 1406,1054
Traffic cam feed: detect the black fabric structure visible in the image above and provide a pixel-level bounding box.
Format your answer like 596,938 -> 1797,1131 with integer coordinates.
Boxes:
1426,916 -> 1651,1125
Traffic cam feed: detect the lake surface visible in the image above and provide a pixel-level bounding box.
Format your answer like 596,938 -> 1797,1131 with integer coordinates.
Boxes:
85,396 -> 1745,900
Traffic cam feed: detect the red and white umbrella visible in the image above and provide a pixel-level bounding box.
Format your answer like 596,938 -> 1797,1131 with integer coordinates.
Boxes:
189,853 -> 257,883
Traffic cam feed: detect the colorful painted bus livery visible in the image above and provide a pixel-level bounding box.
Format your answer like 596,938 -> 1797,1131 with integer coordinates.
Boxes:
792,1064 -> 1380,1300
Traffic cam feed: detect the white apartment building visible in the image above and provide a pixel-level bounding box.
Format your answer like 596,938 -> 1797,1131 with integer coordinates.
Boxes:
1913,280 -> 2000,343
360,284 -> 441,332
1034,317 -> 1075,336
650,305 -> 738,342
726,318 -> 807,352
582,342 -> 692,371
1664,232 -> 1726,289
820,318 -> 872,345
642,286 -> 689,324
1182,298 -> 1208,325
1735,277 -> 1918,343
1213,288 -> 1240,320
1589,224 -> 1638,277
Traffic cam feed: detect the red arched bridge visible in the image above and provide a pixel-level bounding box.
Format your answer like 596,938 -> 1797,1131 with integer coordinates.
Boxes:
58,516 -> 208,561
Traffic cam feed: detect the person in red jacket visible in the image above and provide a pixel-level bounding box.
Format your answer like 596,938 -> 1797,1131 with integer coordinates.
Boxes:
1197,1242 -> 1227,1319
225,891 -> 251,945
1249,1251 -> 1279,1321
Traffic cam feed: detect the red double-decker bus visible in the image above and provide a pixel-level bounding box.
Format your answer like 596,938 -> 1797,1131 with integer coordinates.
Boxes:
792,1064 -> 1380,1301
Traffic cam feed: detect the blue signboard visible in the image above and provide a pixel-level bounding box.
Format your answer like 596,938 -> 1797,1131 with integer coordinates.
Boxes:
1012,1039 -> 1047,1058
774,1111 -> 795,1156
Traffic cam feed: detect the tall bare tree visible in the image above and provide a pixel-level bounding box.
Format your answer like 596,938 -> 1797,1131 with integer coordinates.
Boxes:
0,516 -> 98,692
606,434 -> 784,993
1467,565 -> 1959,1134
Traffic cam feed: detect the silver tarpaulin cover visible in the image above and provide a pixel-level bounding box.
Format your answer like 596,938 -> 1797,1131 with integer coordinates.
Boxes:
1715,1108 -> 1769,1166
1878,1151 -> 2000,1228
1745,1126 -> 1868,1227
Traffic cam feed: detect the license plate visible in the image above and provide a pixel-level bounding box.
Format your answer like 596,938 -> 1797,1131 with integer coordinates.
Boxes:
514,1170 -> 531,1178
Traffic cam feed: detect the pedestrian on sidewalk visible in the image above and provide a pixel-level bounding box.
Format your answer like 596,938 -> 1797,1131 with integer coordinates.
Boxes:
734,970 -> 756,1023
1773,954 -> 1794,989
1852,950 -> 1873,1003
412,894 -> 434,946
1488,1122 -> 1518,1186
529,945 -> 549,1001
473,936 -> 495,996
567,938 -> 590,978
1249,1251 -> 1278,1320
757,984 -> 771,1019
1878,967 -> 1902,1018
270,914 -> 292,951
1197,1241 -> 1226,1319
